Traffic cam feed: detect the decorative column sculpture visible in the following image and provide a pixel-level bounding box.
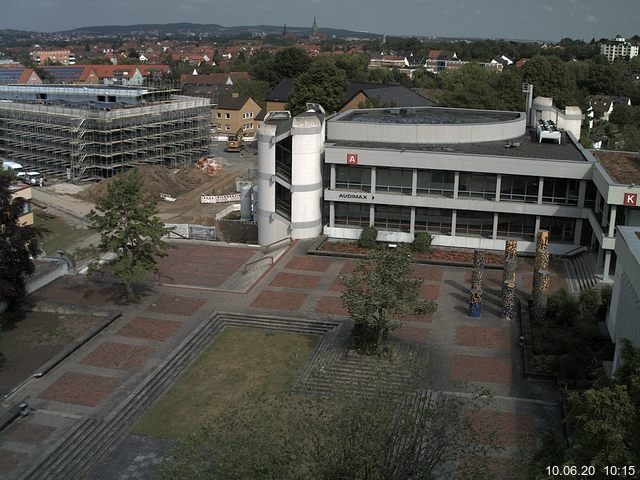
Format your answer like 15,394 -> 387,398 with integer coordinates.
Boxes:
533,230 -> 550,276
468,249 -> 485,317
501,239 -> 518,297
533,270 -> 551,323
502,281 -> 516,321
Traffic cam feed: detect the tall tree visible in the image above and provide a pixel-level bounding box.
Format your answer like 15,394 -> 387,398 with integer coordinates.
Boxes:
0,172 -> 40,311
287,59 -> 349,115
273,47 -> 312,81
87,169 -> 171,299
521,55 -> 578,107
340,247 -> 438,354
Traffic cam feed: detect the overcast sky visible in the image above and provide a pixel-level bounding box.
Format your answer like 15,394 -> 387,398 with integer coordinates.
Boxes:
1,0 -> 638,41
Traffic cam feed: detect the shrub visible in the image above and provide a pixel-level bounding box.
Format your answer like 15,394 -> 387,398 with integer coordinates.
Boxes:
359,226 -> 378,249
412,232 -> 432,253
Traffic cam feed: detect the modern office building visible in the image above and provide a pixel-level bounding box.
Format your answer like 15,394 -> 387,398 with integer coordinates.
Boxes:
0,85 -> 211,182
258,100 -> 640,281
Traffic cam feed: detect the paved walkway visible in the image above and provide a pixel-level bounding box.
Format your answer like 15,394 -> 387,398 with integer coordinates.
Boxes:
0,240 -> 567,479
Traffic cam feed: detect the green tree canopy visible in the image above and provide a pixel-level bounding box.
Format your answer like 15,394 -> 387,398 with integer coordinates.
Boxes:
340,247 -> 438,354
0,172 -> 40,309
286,59 -> 349,115
87,169 -> 172,299
522,55 -> 578,107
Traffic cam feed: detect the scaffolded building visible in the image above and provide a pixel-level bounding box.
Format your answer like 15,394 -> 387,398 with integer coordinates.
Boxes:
0,85 -> 211,181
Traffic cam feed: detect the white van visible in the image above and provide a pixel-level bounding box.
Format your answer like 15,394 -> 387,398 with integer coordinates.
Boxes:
2,161 -> 26,178
23,171 -> 44,186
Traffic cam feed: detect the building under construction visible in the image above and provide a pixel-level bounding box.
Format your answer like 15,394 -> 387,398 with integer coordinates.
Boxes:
0,85 -> 211,181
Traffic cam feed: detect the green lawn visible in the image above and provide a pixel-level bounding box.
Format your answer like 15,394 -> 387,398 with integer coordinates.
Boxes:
35,213 -> 93,255
132,327 -> 317,438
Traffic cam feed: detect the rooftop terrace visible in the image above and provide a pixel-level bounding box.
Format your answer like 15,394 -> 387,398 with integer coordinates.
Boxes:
339,107 -> 522,125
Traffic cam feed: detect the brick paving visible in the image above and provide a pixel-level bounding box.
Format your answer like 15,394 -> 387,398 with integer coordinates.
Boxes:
145,295 -> 207,317
314,296 -> 349,316
465,410 -> 536,447
0,449 -> 27,476
250,290 -> 308,311
421,284 -> 440,299
390,326 -> 429,345
270,272 -> 322,289
450,355 -> 512,384
285,255 -> 332,272
413,265 -> 444,282
454,326 -> 510,350
3,422 -> 55,444
38,371 -> 121,407
115,317 -> 182,342
81,342 -> 155,371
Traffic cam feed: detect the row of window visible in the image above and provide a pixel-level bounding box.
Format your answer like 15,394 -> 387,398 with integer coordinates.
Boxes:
215,111 -> 256,119
334,166 -> 580,206
214,123 -> 255,132
334,203 -> 576,243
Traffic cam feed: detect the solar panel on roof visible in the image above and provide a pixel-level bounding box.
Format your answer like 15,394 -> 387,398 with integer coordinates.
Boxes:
41,66 -> 84,82
0,69 -> 23,84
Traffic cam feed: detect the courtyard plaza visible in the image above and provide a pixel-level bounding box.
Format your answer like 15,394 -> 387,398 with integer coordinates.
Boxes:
0,239 -> 567,479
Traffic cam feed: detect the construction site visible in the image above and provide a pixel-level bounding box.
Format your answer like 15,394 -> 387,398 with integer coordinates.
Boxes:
0,85 -> 212,182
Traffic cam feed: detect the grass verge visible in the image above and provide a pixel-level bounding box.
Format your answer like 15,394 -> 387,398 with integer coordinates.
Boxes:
131,327 -> 317,438
35,213 -> 93,254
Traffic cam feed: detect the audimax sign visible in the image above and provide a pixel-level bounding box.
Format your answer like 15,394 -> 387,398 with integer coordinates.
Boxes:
338,193 -> 374,200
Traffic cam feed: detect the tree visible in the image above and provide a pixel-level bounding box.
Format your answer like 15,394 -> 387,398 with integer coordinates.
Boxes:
87,170 -> 172,299
273,47 -> 312,80
287,59 -> 349,115
0,172 -> 40,311
232,78 -> 271,108
340,247 -> 438,354
521,55 -> 578,107
156,358 -> 498,480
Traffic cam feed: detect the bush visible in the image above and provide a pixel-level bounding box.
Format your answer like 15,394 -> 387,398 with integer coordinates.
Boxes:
412,232 -> 432,253
359,226 -> 378,249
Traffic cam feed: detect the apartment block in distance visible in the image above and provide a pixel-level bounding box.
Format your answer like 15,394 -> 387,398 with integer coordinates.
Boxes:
30,49 -> 76,65
600,35 -> 639,62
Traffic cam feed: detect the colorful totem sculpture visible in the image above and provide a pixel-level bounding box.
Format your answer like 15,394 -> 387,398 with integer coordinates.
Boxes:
534,230 -> 550,275
502,281 -> 516,321
533,270 -> 551,323
468,249 -> 485,317
501,240 -> 518,297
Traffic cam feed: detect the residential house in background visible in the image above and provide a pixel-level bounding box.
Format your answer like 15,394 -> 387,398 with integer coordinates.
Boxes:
265,78 -> 295,112
339,83 -> 435,112
39,65 -> 170,86
181,72 -> 250,104
0,66 -> 42,85
214,93 -> 261,137
588,95 -> 632,123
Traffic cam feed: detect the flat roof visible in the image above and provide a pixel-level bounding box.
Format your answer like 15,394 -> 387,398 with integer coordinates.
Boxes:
591,150 -> 640,184
336,106 -> 521,125
329,130 -> 586,162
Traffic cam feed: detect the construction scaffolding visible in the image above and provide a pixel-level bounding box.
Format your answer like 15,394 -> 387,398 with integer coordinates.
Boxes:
0,94 -> 212,182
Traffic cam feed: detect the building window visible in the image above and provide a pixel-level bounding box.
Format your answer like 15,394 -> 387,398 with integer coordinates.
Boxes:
374,205 -> 411,232
415,207 -> 452,235
416,170 -> 454,197
500,175 -> 539,203
542,178 -> 579,206
225,125 -> 231,131
375,167 -> 412,194
275,183 -> 291,220
456,210 -> 494,238
217,113 -> 221,118
225,113 -> 231,119
458,173 -> 497,199
335,202 -> 370,227
335,165 -> 371,192
540,216 -> 576,243
496,213 -> 536,241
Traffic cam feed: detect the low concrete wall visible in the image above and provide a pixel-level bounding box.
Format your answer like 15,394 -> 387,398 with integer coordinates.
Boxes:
25,256 -> 71,295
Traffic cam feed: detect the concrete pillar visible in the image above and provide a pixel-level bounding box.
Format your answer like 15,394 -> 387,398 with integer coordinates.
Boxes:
495,174 -> 502,201
573,218 -> 583,245
603,250 -> 612,281
492,212 -> 499,240
370,167 -> 376,194
330,163 -> 336,189
577,180 -> 586,208
602,200 -> 609,227
451,210 -> 457,237
369,204 -> 375,226
410,207 -> 416,235
453,171 -> 460,199
329,201 -> 335,227
534,216 -> 541,236
412,169 -> 417,196
537,177 -> 544,205
608,205 -> 617,237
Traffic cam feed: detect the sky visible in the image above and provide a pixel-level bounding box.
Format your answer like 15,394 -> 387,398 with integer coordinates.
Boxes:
0,0 -> 638,41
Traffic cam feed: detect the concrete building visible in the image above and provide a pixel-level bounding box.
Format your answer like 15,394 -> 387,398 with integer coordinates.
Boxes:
258,101 -> 640,281
607,226 -> 640,372
600,36 -> 639,62
0,85 -> 211,182
30,49 -> 76,65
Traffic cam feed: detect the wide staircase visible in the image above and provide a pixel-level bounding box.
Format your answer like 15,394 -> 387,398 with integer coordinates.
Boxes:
564,248 -> 599,293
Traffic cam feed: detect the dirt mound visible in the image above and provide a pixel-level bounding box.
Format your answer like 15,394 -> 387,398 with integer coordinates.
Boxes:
78,165 -> 211,203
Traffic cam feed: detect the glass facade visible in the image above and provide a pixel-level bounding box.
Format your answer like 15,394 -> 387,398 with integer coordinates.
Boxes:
375,167 -> 413,194
458,173 -> 497,199
414,207 -> 452,235
500,175 -> 539,203
456,210 -> 494,237
540,216 -> 576,244
275,183 -> 291,220
496,213 -> 536,240
335,165 -> 371,192
334,202 -> 370,227
374,205 -> 412,231
542,178 -> 579,205
416,170 -> 455,197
